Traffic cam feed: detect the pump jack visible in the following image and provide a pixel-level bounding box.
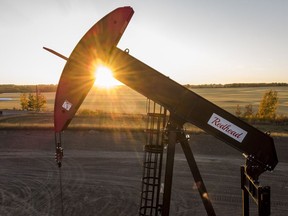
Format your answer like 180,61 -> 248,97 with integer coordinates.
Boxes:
44,7 -> 278,215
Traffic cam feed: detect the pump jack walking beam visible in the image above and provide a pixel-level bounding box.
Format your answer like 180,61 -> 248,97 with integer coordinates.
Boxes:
107,46 -> 278,180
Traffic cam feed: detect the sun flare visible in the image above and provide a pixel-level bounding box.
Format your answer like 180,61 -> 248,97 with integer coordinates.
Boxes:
94,65 -> 122,89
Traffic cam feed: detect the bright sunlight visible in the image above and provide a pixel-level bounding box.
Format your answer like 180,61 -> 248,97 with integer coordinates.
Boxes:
94,65 -> 122,89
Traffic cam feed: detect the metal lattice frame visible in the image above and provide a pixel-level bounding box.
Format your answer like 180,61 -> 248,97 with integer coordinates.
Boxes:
139,100 -> 168,216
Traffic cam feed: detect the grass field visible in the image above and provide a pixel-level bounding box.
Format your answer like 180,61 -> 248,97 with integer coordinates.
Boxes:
1,86 -> 288,115
0,86 -> 287,135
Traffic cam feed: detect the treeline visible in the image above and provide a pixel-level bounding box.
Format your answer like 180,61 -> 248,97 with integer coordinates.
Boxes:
1,83 -> 288,93
0,84 -> 57,93
185,82 -> 288,89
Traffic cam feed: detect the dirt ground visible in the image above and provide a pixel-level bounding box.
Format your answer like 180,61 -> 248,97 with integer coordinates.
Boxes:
0,129 -> 287,216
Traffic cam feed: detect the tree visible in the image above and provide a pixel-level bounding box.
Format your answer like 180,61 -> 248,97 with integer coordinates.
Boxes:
20,93 -> 29,110
27,93 -> 36,110
236,104 -> 253,118
19,92 -> 46,111
235,104 -> 242,117
35,93 -> 47,111
257,90 -> 279,119
243,104 -> 253,118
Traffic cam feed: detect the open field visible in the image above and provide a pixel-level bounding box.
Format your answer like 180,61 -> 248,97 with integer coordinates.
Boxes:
0,111 -> 287,137
0,130 -> 287,216
1,86 -> 288,115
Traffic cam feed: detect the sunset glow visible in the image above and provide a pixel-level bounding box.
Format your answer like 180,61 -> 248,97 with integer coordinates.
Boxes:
94,65 -> 122,89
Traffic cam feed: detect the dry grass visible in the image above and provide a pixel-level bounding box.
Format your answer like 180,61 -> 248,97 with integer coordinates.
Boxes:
0,112 -> 146,131
1,111 -> 287,137
1,86 -> 288,114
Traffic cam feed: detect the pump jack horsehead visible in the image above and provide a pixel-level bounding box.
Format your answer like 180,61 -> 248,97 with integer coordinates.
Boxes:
44,6 -> 278,216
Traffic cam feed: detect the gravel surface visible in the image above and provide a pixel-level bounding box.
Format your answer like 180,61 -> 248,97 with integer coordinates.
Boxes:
0,130 -> 287,215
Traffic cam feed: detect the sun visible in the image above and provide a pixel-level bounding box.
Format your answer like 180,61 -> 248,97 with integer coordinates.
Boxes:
94,65 -> 122,89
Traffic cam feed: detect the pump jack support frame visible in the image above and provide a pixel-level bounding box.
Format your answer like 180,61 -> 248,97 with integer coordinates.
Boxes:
241,166 -> 271,216
162,116 -> 216,216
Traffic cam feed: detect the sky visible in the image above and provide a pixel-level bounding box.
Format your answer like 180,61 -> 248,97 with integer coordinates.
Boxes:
0,0 -> 287,85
